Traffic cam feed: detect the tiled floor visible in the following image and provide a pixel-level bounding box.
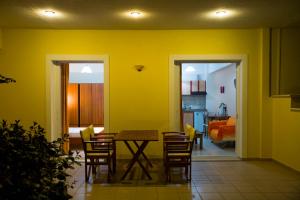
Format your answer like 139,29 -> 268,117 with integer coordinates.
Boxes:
69,160 -> 300,200
193,137 -> 237,159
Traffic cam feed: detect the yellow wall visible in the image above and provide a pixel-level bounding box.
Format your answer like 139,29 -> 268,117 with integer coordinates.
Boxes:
272,97 -> 300,171
259,29 -> 273,158
0,29 -> 2,49
0,29 -> 264,158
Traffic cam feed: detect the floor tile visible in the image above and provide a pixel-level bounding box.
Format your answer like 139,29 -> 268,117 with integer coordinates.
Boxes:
234,185 -> 258,193
200,192 -> 223,200
241,193 -> 267,200
263,193 -> 290,200
70,160 -> 300,200
215,184 -> 238,192
196,184 -> 218,192
221,193 -> 246,200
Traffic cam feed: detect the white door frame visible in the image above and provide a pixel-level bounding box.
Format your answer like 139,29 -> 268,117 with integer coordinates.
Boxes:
169,54 -> 248,158
45,54 -> 110,141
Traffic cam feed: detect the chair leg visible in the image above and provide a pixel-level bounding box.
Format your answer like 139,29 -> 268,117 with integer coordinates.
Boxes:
85,162 -> 88,182
113,152 -> 116,174
167,166 -> 171,182
85,157 -> 89,182
185,166 -> 188,180
92,158 -> 97,175
107,158 -> 112,182
164,162 -> 169,182
189,164 -> 192,181
87,165 -> 92,181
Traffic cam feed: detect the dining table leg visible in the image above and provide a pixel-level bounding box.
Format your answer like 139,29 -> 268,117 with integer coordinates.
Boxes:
121,141 -> 152,180
133,141 -> 153,167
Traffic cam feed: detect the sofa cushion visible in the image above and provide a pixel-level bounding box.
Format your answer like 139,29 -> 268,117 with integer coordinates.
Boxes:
210,129 -> 221,141
226,117 -> 235,126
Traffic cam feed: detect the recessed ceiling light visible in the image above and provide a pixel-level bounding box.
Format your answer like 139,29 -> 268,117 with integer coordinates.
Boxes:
129,11 -> 142,18
215,10 -> 228,17
35,9 -> 63,18
43,10 -> 56,17
204,9 -> 236,19
185,66 -> 196,72
81,66 -> 92,74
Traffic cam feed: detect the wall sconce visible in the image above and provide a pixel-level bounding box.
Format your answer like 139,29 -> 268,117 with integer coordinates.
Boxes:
134,65 -> 144,72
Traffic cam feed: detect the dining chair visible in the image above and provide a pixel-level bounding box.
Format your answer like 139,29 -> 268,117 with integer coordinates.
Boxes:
80,129 -> 115,182
91,132 -> 117,173
162,127 -> 195,182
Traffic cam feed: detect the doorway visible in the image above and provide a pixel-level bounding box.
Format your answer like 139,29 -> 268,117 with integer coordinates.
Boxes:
169,54 -> 248,159
45,55 -> 110,142
181,63 -> 237,159
67,63 -> 105,148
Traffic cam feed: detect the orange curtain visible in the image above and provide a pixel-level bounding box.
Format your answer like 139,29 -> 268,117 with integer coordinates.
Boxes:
61,63 -> 69,136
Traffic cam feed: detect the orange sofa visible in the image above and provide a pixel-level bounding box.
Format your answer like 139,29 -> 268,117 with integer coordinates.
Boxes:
208,117 -> 235,142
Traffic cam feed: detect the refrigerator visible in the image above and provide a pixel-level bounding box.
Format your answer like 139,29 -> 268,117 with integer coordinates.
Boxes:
194,112 -> 204,132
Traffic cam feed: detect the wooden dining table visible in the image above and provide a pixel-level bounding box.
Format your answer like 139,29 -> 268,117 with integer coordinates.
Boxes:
114,130 -> 159,180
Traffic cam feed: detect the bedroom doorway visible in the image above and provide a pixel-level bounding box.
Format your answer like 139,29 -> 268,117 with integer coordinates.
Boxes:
66,63 -> 105,149
46,55 -> 110,143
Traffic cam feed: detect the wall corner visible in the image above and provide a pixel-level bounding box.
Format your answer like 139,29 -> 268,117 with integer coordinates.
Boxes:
260,28 -> 273,158
0,29 -> 2,49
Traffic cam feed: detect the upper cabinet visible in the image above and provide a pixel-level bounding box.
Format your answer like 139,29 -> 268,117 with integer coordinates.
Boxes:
182,80 -> 206,95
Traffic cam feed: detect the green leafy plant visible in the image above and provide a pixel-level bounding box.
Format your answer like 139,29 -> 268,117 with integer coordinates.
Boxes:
0,120 -> 80,200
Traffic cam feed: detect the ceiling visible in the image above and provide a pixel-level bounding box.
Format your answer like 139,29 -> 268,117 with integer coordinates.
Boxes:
182,63 -> 233,81
0,0 -> 300,29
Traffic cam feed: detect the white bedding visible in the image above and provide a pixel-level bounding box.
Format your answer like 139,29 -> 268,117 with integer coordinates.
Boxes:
68,127 -> 104,138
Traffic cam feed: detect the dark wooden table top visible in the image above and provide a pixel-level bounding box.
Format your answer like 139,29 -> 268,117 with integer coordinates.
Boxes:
114,130 -> 159,141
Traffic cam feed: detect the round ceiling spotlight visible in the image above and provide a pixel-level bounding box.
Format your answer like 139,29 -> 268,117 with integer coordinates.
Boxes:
129,11 -> 142,18
215,10 -> 228,17
43,10 -> 56,17
204,9 -> 236,19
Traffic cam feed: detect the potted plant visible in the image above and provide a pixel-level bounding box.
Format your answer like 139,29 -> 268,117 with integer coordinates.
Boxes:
0,120 -> 80,200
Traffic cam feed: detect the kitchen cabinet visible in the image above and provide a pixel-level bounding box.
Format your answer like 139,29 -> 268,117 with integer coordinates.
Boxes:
182,81 -> 191,95
182,80 -> 206,95
183,111 -> 194,127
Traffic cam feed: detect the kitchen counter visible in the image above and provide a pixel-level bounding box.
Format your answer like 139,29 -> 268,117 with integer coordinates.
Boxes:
182,108 -> 207,112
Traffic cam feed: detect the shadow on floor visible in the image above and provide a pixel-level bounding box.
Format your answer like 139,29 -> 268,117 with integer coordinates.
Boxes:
82,159 -> 191,186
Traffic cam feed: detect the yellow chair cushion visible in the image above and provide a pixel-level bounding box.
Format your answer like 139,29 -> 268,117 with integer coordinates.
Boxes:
88,124 -> 95,137
81,126 -> 94,150
168,152 -> 190,157
184,124 -> 195,141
